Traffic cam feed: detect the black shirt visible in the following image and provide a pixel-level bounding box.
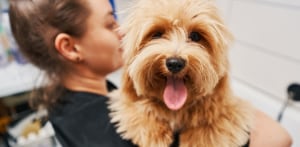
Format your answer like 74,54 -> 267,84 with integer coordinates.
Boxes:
48,81 -> 136,147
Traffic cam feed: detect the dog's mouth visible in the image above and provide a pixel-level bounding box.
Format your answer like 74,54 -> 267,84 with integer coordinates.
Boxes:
163,76 -> 187,111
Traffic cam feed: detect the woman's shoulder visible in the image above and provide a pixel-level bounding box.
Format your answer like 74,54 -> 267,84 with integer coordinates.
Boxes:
48,90 -> 136,147
250,109 -> 292,147
48,90 -> 107,115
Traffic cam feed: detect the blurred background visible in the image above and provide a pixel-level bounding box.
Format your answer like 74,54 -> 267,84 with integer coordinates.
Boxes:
1,0 -> 299,146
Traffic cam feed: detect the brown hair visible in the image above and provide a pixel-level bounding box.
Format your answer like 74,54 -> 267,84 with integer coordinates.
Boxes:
9,0 -> 90,109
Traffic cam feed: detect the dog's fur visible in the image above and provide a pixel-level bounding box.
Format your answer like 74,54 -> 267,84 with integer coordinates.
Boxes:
109,0 -> 254,146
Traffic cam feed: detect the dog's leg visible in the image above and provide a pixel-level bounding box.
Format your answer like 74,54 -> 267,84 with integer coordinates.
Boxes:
180,127 -> 248,147
180,128 -> 226,147
180,128 -> 218,147
109,92 -> 174,147
131,118 -> 173,147
117,110 -> 174,147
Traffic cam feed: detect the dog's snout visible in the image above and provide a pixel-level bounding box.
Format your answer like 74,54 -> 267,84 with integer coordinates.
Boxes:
166,57 -> 186,73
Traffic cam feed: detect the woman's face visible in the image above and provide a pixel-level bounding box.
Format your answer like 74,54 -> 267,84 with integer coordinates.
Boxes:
75,0 -> 123,76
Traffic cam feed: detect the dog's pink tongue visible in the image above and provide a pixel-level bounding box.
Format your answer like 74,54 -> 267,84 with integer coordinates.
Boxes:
163,77 -> 187,110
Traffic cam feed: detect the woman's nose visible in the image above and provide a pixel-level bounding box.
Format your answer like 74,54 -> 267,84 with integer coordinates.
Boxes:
117,29 -> 125,40
115,24 -> 125,40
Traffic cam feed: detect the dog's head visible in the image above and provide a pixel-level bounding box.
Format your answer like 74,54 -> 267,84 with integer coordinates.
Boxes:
121,0 -> 233,111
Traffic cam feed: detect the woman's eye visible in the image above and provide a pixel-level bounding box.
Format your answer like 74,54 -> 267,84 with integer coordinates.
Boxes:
152,31 -> 164,39
108,23 -> 117,29
107,20 -> 118,30
189,31 -> 203,42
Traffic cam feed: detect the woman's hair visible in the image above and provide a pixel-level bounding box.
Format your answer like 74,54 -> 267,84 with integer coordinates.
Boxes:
9,0 -> 90,109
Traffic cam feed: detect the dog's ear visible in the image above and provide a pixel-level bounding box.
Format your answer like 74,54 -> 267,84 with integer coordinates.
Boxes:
192,0 -> 233,50
120,0 -> 173,65
120,2 -> 151,65
121,21 -> 148,64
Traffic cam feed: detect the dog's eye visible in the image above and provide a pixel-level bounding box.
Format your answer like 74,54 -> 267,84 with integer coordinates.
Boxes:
152,31 -> 164,39
189,31 -> 203,42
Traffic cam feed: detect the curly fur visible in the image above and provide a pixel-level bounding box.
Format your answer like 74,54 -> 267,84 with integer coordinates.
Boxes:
109,0 -> 254,146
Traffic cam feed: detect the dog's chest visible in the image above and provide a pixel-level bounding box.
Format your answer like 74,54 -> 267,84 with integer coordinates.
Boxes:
167,112 -> 186,132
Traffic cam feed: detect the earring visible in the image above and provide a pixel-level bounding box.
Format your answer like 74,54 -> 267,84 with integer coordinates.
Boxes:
75,56 -> 82,63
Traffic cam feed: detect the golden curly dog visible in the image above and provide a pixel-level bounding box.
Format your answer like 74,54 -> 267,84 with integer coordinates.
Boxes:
109,0 -> 254,146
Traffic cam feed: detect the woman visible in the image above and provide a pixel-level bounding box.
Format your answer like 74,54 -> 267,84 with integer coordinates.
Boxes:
9,0 -> 135,146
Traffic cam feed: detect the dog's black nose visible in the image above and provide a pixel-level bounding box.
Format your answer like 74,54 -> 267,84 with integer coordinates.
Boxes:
166,57 -> 186,73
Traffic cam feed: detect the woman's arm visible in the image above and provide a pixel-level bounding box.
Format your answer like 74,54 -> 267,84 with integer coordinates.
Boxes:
250,109 -> 292,147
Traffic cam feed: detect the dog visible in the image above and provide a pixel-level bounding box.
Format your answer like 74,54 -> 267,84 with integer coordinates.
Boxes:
109,0 -> 254,146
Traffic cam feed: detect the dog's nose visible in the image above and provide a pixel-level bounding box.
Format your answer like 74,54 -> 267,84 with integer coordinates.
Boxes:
166,57 -> 186,73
